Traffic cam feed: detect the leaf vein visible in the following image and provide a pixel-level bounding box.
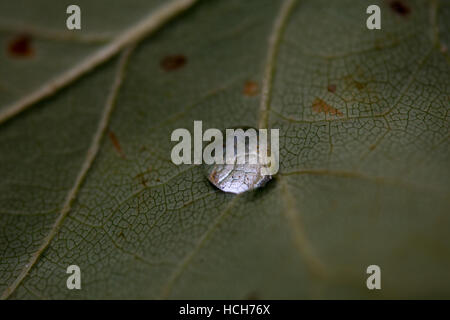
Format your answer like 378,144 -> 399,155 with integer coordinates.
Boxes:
0,46 -> 134,300
158,194 -> 242,299
258,0 -> 298,129
0,0 -> 199,126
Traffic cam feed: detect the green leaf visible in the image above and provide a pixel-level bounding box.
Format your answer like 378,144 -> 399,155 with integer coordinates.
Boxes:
0,0 -> 449,299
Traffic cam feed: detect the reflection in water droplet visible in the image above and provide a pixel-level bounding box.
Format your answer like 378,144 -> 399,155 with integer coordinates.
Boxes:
204,128 -> 273,194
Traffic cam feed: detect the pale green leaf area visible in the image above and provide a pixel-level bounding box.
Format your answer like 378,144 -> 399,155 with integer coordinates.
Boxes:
0,0 -> 449,299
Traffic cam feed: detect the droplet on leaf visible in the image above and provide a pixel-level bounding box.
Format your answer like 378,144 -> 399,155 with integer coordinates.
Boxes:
204,127 -> 273,194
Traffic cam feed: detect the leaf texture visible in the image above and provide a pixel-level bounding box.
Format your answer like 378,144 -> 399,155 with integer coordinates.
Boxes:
0,0 -> 449,299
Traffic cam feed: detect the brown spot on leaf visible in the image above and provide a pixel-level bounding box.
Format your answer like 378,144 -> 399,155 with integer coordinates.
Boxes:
160,54 -> 186,71
243,81 -> 258,96
209,170 -> 219,183
369,144 -> 377,151
374,39 -> 384,51
245,291 -> 261,300
389,1 -> 410,16
140,178 -> 148,187
108,131 -> 125,158
8,34 -> 34,58
134,168 -> 151,187
135,166 -> 151,179
327,84 -> 337,93
354,81 -> 367,90
312,98 -> 343,116
140,146 -> 146,152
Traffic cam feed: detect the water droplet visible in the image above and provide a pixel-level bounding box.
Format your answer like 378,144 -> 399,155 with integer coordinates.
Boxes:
204,127 -> 274,194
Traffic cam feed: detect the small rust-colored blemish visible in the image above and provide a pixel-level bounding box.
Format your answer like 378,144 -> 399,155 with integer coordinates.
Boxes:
140,178 -> 148,187
312,98 -> 343,116
245,291 -> 261,300
8,34 -> 34,58
160,54 -> 186,71
135,166 -> 151,179
139,146 -> 147,152
389,1 -> 410,16
108,131 -> 125,158
369,144 -> 376,151
210,170 -> 219,183
354,81 -> 367,90
134,173 -> 149,187
327,84 -> 337,93
374,38 -> 383,50
134,172 -> 144,179
243,81 -> 258,96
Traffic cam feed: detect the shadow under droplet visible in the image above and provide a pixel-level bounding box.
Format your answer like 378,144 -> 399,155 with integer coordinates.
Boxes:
247,175 -> 277,201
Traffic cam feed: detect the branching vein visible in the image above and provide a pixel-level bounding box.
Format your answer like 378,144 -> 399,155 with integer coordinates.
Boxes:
0,0 -> 198,126
258,0 -> 298,129
1,46 -> 134,300
158,194 -> 242,299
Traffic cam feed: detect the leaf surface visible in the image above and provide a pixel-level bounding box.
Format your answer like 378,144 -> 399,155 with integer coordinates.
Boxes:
0,0 -> 449,299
